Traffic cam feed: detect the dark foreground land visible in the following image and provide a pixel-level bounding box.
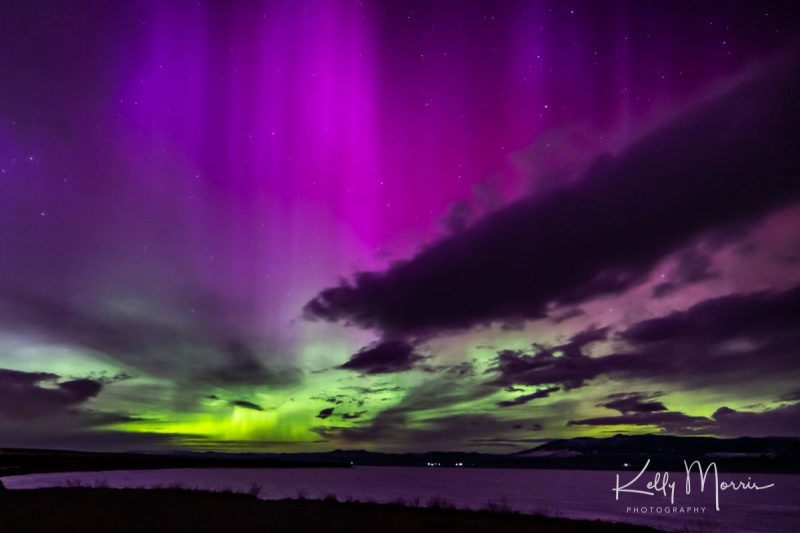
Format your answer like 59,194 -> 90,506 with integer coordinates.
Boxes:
0,487 -> 661,533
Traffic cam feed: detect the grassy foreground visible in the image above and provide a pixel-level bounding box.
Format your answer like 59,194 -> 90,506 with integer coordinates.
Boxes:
0,487 -> 660,533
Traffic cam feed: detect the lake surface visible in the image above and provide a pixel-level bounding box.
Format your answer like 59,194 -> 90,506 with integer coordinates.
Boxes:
4,467 -> 798,532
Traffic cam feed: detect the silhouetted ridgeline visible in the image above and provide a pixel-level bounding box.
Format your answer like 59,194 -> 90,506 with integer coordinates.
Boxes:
0,447 -> 347,476
252,435 -> 800,473
1,435 -> 798,476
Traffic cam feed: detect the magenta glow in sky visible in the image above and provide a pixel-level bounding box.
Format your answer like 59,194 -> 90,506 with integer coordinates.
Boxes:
1,1 -> 800,451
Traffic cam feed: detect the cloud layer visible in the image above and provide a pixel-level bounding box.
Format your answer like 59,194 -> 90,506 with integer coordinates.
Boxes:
491,287 -> 800,391
0,368 -> 102,419
306,62 -> 800,337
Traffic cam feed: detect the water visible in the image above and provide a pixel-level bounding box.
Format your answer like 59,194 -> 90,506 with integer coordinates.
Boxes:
3,467 -> 798,532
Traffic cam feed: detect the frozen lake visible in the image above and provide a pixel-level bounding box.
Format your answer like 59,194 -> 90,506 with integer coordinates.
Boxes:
4,466 -> 798,532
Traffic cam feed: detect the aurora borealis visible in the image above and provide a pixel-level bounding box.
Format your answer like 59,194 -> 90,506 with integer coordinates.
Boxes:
1,0 -> 800,452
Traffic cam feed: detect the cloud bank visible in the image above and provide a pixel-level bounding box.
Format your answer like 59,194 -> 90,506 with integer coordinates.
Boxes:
306,62 -> 800,337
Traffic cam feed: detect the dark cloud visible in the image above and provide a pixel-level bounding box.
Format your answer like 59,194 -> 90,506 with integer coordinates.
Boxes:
568,399 -> 800,438
313,376 -> 498,447
490,327 -> 610,390
651,282 -> 682,299
600,392 -> 667,414
341,411 -> 367,420
508,422 -> 545,432
79,410 -> 147,426
620,287 -> 800,346
497,386 -> 560,407
550,307 -> 585,323
436,361 -> 476,377
558,327 -> 609,356
673,249 -> 715,282
783,390 -> 800,402
325,396 -> 344,404
568,411 -> 712,434
316,407 -> 335,419
491,288 -> 800,392
568,391 -> 710,433
712,402 -> 800,437
305,61 -> 800,336
230,400 -> 263,411
0,368 -> 102,419
58,379 -> 103,399
339,340 -> 426,374
469,437 -> 551,448
346,385 -> 405,395
441,201 -> 475,234
652,249 -> 717,298
82,371 -> 135,385
0,369 -> 166,449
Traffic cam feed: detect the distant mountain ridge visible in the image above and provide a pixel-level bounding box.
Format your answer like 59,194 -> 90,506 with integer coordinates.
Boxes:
173,434 -> 800,473
2,435 -> 799,476
515,434 -> 800,458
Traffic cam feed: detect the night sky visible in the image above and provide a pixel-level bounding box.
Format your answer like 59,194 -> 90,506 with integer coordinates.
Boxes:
1,0 -> 800,452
